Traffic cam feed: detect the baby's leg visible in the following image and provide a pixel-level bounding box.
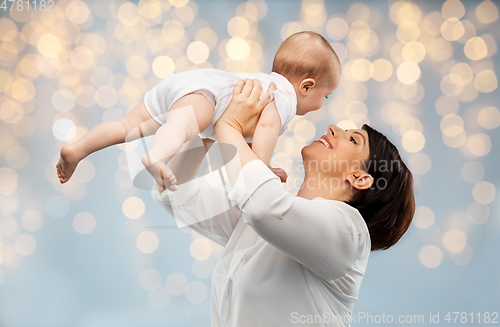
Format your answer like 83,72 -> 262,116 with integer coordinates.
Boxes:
57,100 -> 160,183
142,93 -> 215,191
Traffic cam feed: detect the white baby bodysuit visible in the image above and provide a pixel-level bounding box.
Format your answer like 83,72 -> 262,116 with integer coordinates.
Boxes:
143,69 -> 298,142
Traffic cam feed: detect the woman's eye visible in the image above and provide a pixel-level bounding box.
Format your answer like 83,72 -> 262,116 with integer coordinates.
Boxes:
350,136 -> 357,144
325,96 -> 329,99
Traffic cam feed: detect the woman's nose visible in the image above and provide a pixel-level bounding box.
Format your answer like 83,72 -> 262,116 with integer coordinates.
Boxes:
328,125 -> 342,139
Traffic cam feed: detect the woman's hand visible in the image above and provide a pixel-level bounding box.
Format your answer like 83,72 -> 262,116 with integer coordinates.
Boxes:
215,79 -> 276,138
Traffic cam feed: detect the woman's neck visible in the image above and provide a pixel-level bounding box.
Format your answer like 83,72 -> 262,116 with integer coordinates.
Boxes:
297,173 -> 351,202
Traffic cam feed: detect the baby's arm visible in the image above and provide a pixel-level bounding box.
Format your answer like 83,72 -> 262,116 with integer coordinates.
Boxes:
251,100 -> 281,165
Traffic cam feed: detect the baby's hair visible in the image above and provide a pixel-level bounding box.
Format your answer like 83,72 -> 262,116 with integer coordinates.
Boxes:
272,31 -> 340,86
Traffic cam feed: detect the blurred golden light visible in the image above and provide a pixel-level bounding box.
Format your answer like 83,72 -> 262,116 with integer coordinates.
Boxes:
173,5 -> 195,27
443,130 -> 466,148
440,114 -> 464,136
457,83 -> 479,103
126,56 -> 149,78
477,106 -> 500,129
152,56 -> 175,78
162,20 -> 185,43
293,120 -> 316,142
467,133 -> 491,156
440,18 -> 464,41
187,41 -> 209,64
461,161 -> 484,184
397,61 -> 420,84
449,62 -> 473,86
443,229 -> 467,253
397,21 -> 420,43
370,59 -> 393,81
350,59 -> 371,82
472,181 -> 495,204
73,212 -> 97,235
475,0 -> 499,24
408,152 -> 432,175
474,69 -> 497,93
326,17 -> 349,41
467,202 -> 489,224
226,37 -> 250,61
190,238 -> 212,260
441,0 -> 465,19
70,46 -> 95,70
428,38 -> 453,62
419,245 -> 443,268
401,41 -> 426,63
480,33 -> 497,57
15,234 -> 37,256
280,21 -> 307,40
399,116 -> 423,135
37,34 -> 62,58
402,130 -> 425,153
139,0 -> 163,20
345,82 -> 368,102
337,120 -> 357,131
380,101 -> 409,125
168,0 -> 189,7
52,118 -> 77,142
390,1 -> 422,25
195,28 -> 217,50
304,6 -> 327,27
73,160 -> 95,183
440,75 -> 463,96
227,16 -> 250,38
464,36 -> 488,61
136,231 -> 159,254
122,196 -> 145,219
17,54 -> 39,80
413,206 -> 435,229
10,78 -> 35,102
457,20 -> 476,44
94,86 -> 118,109
66,0 -> 91,25
423,11 -> 444,36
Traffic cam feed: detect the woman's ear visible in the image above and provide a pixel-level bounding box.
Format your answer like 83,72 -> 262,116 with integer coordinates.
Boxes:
346,171 -> 373,191
299,78 -> 316,96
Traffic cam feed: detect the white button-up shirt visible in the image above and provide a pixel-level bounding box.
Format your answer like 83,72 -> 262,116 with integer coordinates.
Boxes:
151,159 -> 371,327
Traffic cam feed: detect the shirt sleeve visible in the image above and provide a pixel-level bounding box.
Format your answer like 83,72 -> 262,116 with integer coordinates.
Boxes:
152,172 -> 242,247
228,159 -> 369,281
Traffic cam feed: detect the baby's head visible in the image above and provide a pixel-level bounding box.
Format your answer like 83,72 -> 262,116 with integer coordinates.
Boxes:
272,31 -> 341,115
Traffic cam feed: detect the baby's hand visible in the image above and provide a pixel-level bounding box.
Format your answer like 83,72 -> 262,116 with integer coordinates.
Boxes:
269,166 -> 287,183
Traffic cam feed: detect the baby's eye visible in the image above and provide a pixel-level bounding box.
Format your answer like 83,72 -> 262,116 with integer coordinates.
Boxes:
350,136 -> 357,145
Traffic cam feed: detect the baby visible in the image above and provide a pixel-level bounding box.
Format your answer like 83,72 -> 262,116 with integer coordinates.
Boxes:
56,31 -> 341,190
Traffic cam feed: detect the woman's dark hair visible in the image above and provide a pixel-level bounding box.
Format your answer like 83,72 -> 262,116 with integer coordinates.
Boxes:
347,124 -> 415,251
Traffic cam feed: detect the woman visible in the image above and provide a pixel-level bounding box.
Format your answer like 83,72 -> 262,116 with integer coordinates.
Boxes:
152,80 -> 415,326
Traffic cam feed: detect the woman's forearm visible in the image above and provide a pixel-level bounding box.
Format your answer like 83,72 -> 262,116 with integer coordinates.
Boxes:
215,122 -> 259,188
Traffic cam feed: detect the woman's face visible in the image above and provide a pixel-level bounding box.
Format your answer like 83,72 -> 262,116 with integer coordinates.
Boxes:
301,125 -> 370,179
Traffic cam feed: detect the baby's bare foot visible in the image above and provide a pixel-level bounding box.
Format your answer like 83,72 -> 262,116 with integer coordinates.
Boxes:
56,144 -> 81,184
142,155 -> 178,191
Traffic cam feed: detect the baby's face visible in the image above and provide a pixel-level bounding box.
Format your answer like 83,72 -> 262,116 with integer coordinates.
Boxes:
295,79 -> 338,116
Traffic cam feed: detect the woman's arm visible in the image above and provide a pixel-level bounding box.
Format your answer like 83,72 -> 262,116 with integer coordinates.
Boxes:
215,80 -> 368,281
250,101 -> 281,165
215,79 -> 274,186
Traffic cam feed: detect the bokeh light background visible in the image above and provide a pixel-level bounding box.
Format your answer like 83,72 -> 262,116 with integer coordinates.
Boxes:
0,0 -> 499,326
